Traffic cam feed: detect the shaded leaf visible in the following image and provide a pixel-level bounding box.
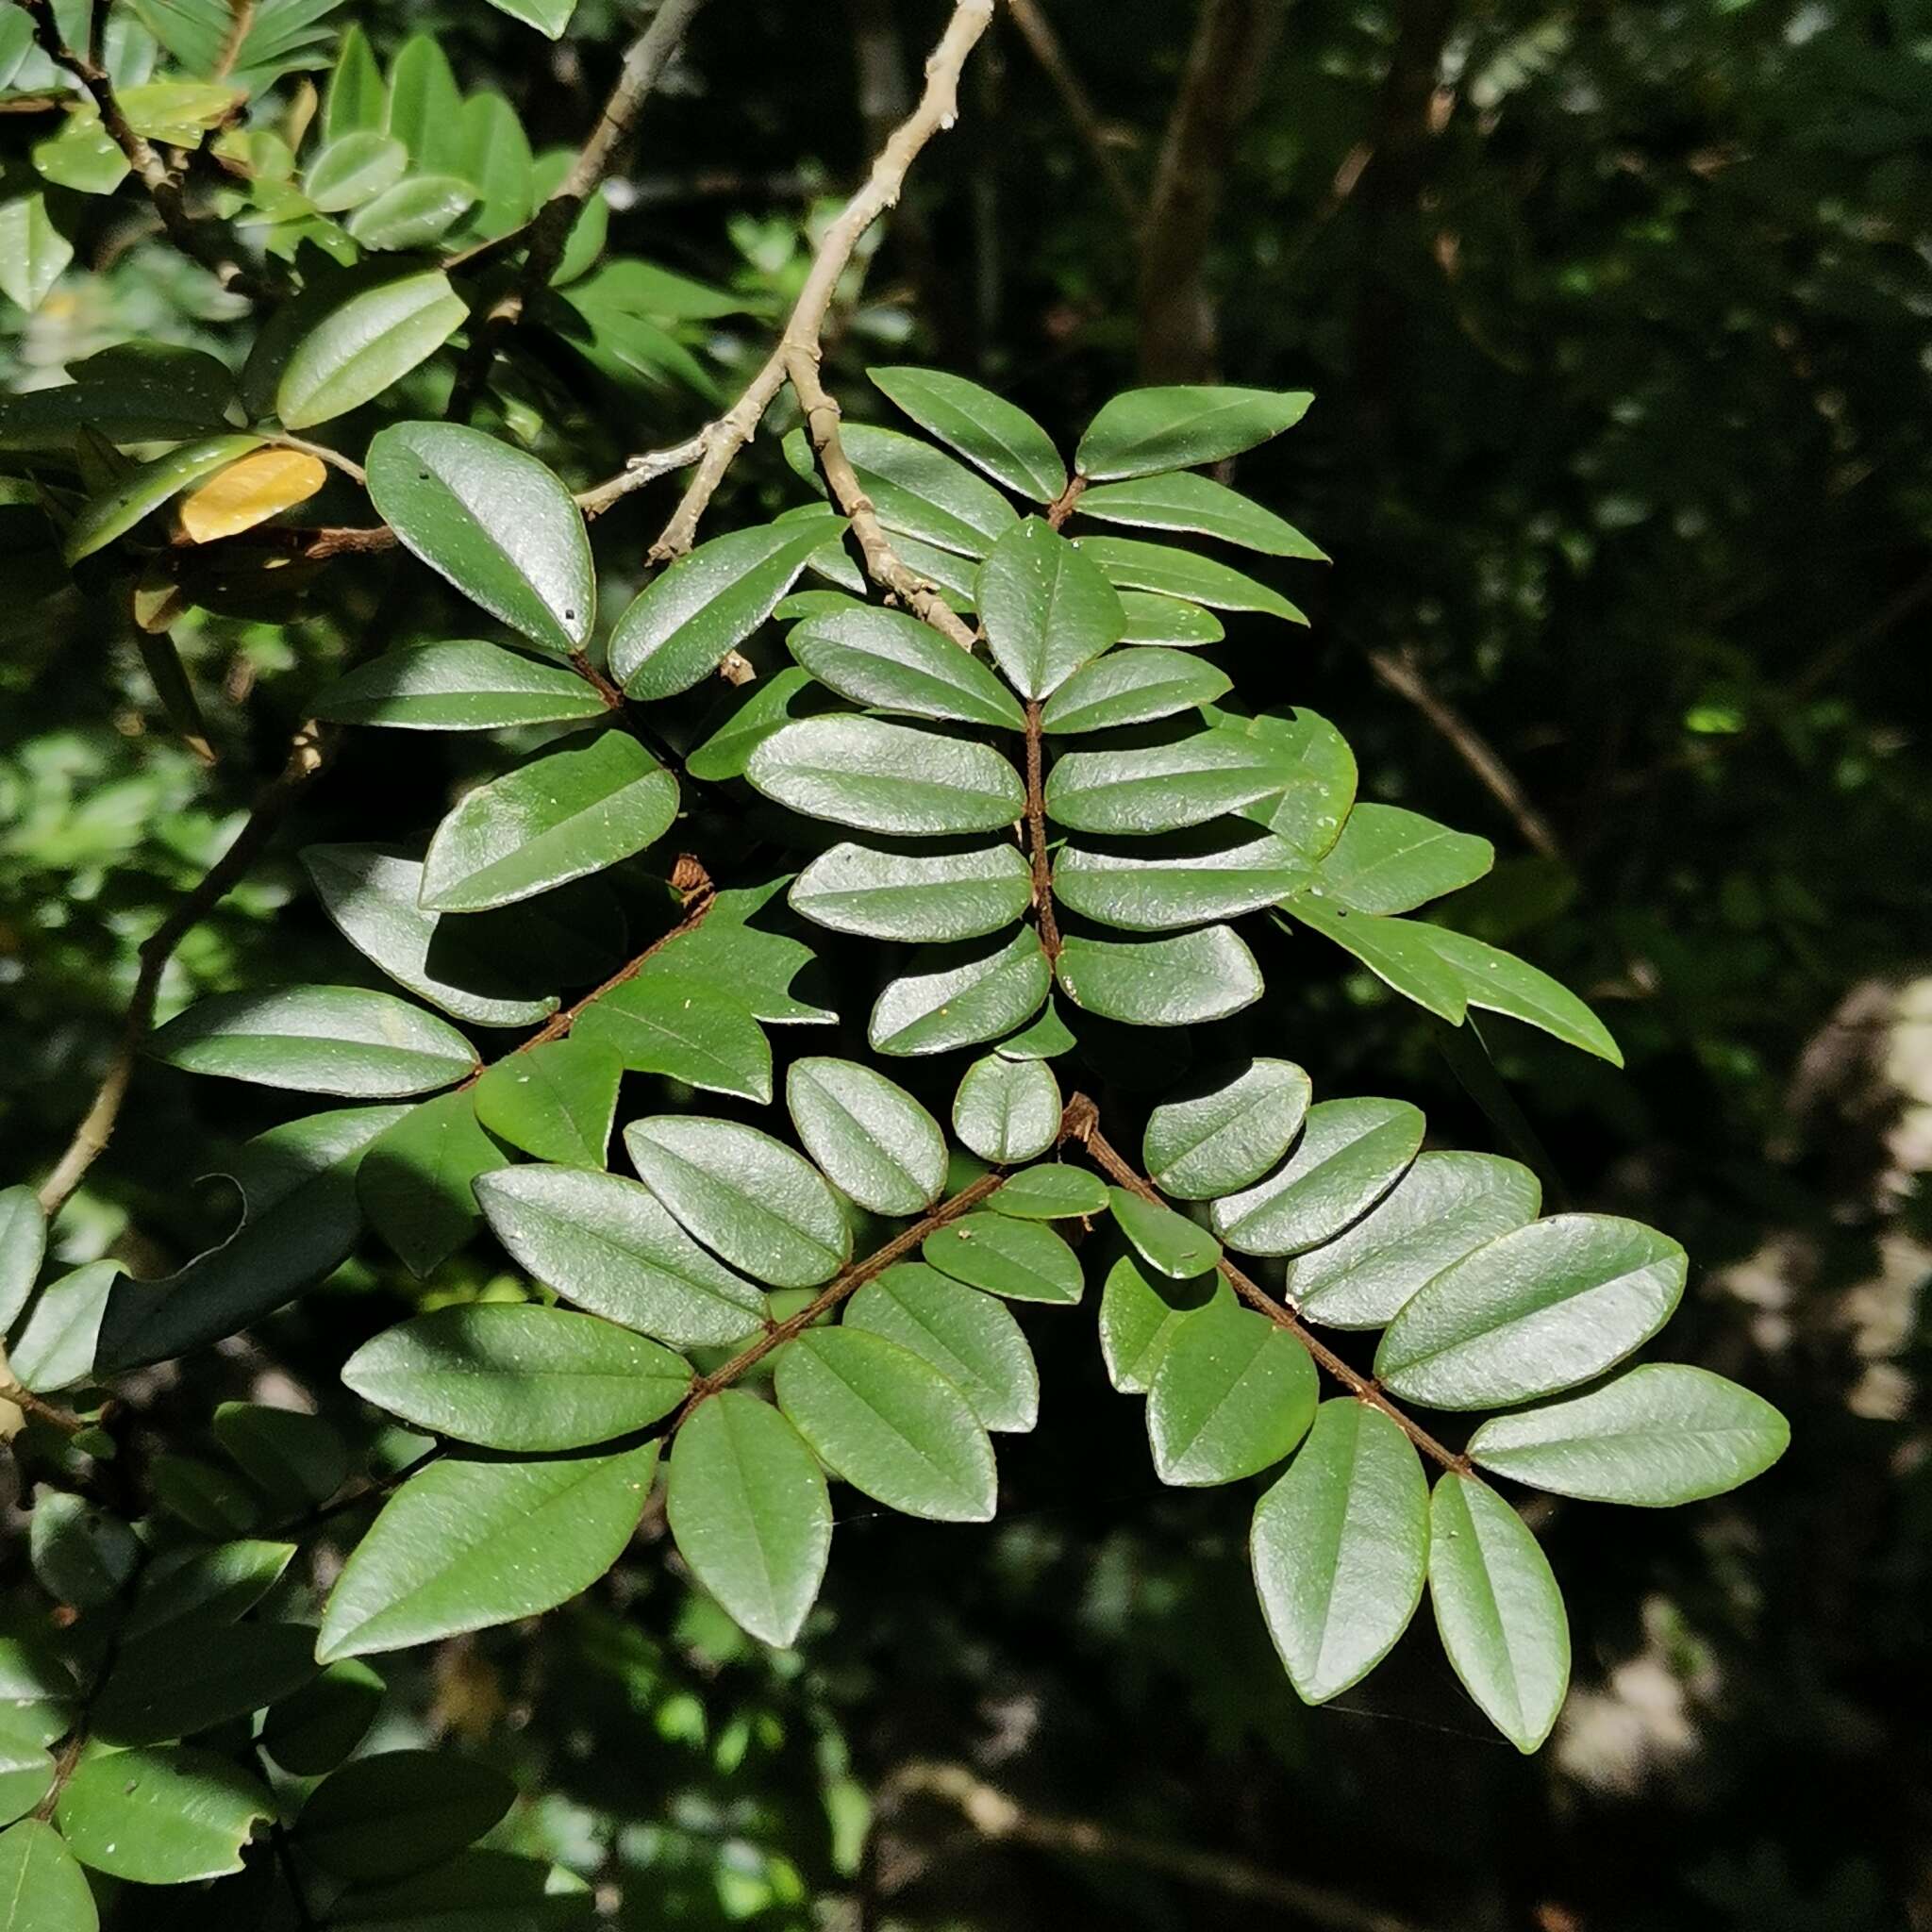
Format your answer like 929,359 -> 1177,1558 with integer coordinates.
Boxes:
573,973 -> 772,1102
297,1749 -> 513,1883
58,1746 -> 273,1884
276,271 -> 467,429
1097,1257 -> 1220,1395
472,1037 -> 621,1167
1107,1188 -> 1222,1279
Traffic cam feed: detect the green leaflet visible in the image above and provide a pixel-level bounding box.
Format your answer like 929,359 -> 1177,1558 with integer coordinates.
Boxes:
1146,1297 -> 1318,1486
1143,1058 -> 1312,1201
1279,898 -> 1468,1023
989,1163 -> 1108,1220
869,366 -> 1066,501
316,1444 -> 661,1660
923,1212 -> 1082,1305
1074,384 -> 1312,479
123,1541 -> 295,1641
1056,925 -> 1263,1026
845,1264 -> 1039,1434
473,1036 -> 622,1167
787,600 -> 1025,730
785,1058 -> 947,1215
0,1819 -> 95,1931
1405,925 -> 1624,1066
953,1053 -> 1062,1162
976,517 -> 1124,699
304,130 -> 408,211
1252,1401 -> 1428,1705
149,1455 -> 262,1539
1043,730 -> 1291,835
1311,804 -> 1495,915
1074,536 -> 1307,623
9,1261 -> 117,1392
624,1115 -> 851,1289
0,1186 -> 45,1332
91,1620 -> 314,1748
609,522 -> 834,699
365,422 -> 595,655
1096,1256 -> 1220,1395
667,1391 -> 830,1647
1291,1151 -> 1542,1329
774,1327 -> 997,1522
295,1749 -> 513,1883
1465,1363 -> 1790,1505
791,841 -> 1034,944
746,715 -> 1025,837
325,1847 -> 594,1928
1107,1188 -> 1222,1279
345,174 -> 476,249
260,1660 -> 386,1776
869,928 -> 1050,1058
649,900 -> 836,1026
1210,1098 -> 1425,1257
459,92 -> 537,236
572,971 -> 773,1103
211,1403 -> 347,1515
475,1163 -> 766,1347
325,25 -> 384,140
0,196 -> 74,315
57,1746 -> 274,1884
148,984 -> 477,1097
63,432 -> 262,564
1053,825 -> 1310,934
1224,705 -> 1357,862
1375,1213 -> 1687,1409
1039,647 -> 1231,734
385,35 -> 464,172
358,1088 -> 507,1277
995,998 -> 1076,1059
29,1490 -> 138,1611
275,271 -> 468,429
343,1304 -> 691,1451
1427,1473 -> 1570,1753
1116,591 -> 1224,647
1075,472 -> 1327,558
687,668 -> 824,781
315,641 -> 608,732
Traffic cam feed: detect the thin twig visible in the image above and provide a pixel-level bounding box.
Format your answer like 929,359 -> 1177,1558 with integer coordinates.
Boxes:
1022,701 -> 1061,960
1005,0 -> 1142,225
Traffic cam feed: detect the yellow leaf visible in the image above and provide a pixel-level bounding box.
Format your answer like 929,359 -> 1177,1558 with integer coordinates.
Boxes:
179,448 -> 326,543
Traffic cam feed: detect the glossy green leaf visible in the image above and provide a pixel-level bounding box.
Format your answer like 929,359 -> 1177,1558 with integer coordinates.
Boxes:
787,602 -> 1024,730
1074,385 -> 1312,480
1039,647 -> 1230,734
367,422 -> 594,655
385,35 -> 464,172
1224,706 -> 1357,861
791,841 -> 1033,944
1056,925 -> 1263,1025
774,1328 -> 997,1522
0,1818 -> 95,1931
1098,1257 -> 1221,1396
346,173 -> 476,249
953,1055 -> 1061,1163
8,1261 -> 115,1392
297,1749 -> 513,1883
213,1401 -> 346,1513
325,25 -> 385,140
1108,1188 -> 1221,1279
357,1090 -> 504,1276
316,1443 -> 660,1660
1427,1473 -> 1570,1753
686,668 -> 823,781
990,1163 -> 1108,1220
32,118 -> 128,196
786,1058 -> 946,1215
92,1619 -> 316,1746
315,641 -> 608,732
923,1212 -> 1082,1305
846,1264 -> 1038,1434
305,131 -> 408,212
1313,805 -> 1494,915
1146,1297 -> 1318,1485
276,271 -> 468,429
994,997 -> 1074,1061
124,1541 -> 295,1641
0,1187 -> 45,1332
870,366 -> 1065,501
344,1304 -> 688,1452
1279,899 -> 1468,1022
1143,1059 -> 1311,1201
1211,1098 -> 1425,1257
259,1660 -> 385,1776
475,1164 -> 765,1346
1375,1214 -> 1689,1409
1074,536 -> 1307,622
473,1037 -> 621,1167
976,516 -> 1124,698
57,1746 -> 273,1884
746,716 -> 1024,837
1116,591 -> 1224,647
1075,472 -> 1326,558
1467,1364 -> 1789,1505
1252,1400 -> 1428,1705
1291,1152 -> 1542,1328
0,195 -> 73,314
668,1391 -> 830,1647
869,928 -> 1050,1057
796,424 -> 1017,558
647,911 -> 834,1031
573,973 -> 771,1102
63,432 -> 262,564
29,1490 -> 138,1611
1407,926 -> 1624,1066
149,984 -> 476,1097
625,1116 -> 850,1289
1052,825 -> 1309,932
1043,729 -> 1290,835
609,522 -> 833,699
459,91 -> 537,237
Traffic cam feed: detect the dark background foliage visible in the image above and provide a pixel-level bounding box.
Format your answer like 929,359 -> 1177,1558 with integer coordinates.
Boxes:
3,0 -> 1927,1925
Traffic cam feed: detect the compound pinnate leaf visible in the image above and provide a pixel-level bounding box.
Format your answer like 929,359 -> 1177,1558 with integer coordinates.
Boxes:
1428,1472 -> 1570,1753
1291,1151 -> 1542,1329
791,841 -> 1033,944
0,1819 -> 94,1931
976,517 -> 1124,699
787,602 -> 1024,731
1051,824 -> 1311,933
1043,730 -> 1290,835
1211,1098 -> 1425,1257
869,928 -> 1050,1058
785,1058 -> 947,1216
316,1444 -> 660,1661
1056,925 -> 1263,1026
1107,1188 -> 1222,1279
296,1749 -> 513,1883
667,1391 -> 830,1647
1075,471 -> 1326,558
148,985 -> 477,1097
1143,1058 -> 1312,1201
1311,804 -> 1494,915
572,972 -> 772,1103
1375,1214 -> 1687,1410
747,716 -> 1024,837
1074,384 -> 1312,479
845,1264 -> 1039,1434
473,1036 -> 621,1167
276,271 -> 468,429
774,1327 -> 997,1523
358,1088 -> 506,1277
1038,646 -> 1231,734
1097,1256 -> 1220,1395
316,641 -> 608,732
1074,536 -> 1307,623
57,1746 -> 273,1883
1465,1364 -> 1790,1505
1252,1401 -> 1428,1706
989,1163 -> 1108,1221
870,365 -> 1066,501
367,422 -> 594,654
343,1305 -> 690,1452
1146,1297 -> 1317,1486
625,1116 -> 851,1289
953,1053 -> 1061,1163
923,1212 -> 1082,1305
475,1164 -> 765,1347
